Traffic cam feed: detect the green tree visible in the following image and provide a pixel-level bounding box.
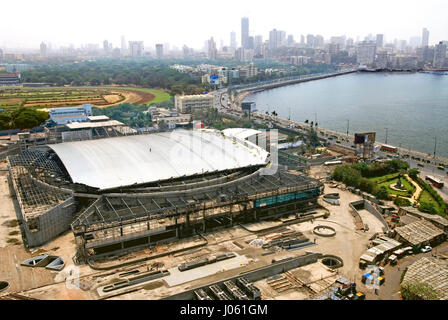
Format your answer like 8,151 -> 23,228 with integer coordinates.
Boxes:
375,186 -> 389,200
419,201 -> 437,214
408,168 -> 420,180
401,281 -> 440,300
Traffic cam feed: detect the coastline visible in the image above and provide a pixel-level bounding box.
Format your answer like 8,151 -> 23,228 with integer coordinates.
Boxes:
235,72 -> 448,163
251,112 -> 448,166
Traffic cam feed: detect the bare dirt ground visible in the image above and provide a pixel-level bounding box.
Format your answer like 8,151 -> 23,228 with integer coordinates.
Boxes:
102,94 -> 123,104
7,178 -> 381,300
95,90 -> 155,108
0,167 -> 22,248
359,242 -> 448,300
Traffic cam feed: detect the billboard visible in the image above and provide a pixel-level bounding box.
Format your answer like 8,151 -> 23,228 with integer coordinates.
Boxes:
354,132 -> 376,144
209,75 -> 219,85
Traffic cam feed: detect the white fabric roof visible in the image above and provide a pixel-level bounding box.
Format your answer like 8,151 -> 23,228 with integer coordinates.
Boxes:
222,128 -> 262,141
49,129 -> 269,190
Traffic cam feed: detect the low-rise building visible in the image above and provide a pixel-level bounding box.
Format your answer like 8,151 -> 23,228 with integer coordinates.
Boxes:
49,104 -> 93,125
238,63 -> 258,79
394,220 -> 446,248
398,206 -> 448,233
0,72 -> 20,86
359,236 -> 401,267
174,94 -> 215,114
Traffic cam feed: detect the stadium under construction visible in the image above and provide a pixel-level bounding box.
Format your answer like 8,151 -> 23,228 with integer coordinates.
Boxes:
7,129 -> 323,263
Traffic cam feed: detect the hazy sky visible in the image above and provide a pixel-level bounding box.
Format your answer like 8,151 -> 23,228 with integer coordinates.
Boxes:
2,0 -> 447,50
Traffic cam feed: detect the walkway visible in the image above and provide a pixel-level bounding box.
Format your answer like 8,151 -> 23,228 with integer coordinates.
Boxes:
405,174 -> 422,204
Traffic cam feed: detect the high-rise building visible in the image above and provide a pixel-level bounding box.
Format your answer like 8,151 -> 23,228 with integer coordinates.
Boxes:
208,37 -> 217,60
357,41 -> 377,66
376,34 -> 384,48
314,35 -> 324,48
230,31 -> 237,49
268,29 -> 279,50
40,42 -> 47,57
409,36 -> 421,48
121,36 -> 127,52
416,46 -> 434,64
156,44 -> 164,59
422,28 -> 429,47
376,51 -> 389,69
433,41 -> 447,68
247,36 -> 254,50
300,35 -> 305,45
254,35 -> 263,56
287,35 -> 294,46
103,40 -> 109,53
128,41 -> 144,57
241,17 -> 249,49
182,45 -> 191,58
235,48 -> 254,62
346,38 -> 354,47
306,34 -> 315,48
0,48 -> 3,62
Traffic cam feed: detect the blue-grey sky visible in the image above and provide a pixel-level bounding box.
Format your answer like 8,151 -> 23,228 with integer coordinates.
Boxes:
1,0 -> 447,50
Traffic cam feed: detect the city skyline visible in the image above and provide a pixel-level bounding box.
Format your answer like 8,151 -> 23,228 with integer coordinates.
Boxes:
1,0 -> 448,50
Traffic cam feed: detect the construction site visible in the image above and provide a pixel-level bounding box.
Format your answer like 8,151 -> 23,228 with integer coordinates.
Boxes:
1,126 -> 447,301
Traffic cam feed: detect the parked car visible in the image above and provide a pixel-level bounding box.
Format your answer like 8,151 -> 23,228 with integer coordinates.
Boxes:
417,163 -> 424,167
421,246 -> 432,253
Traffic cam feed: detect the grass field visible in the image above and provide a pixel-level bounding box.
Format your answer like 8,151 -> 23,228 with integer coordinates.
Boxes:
369,173 -> 400,184
418,190 -> 443,212
369,174 -> 415,197
0,86 -> 171,109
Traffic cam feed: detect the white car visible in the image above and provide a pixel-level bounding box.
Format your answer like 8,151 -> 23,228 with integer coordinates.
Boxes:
421,246 -> 432,253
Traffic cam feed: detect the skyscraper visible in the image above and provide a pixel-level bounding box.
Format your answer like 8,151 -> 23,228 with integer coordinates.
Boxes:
121,36 -> 127,52
155,44 -> 164,59
422,28 -> 429,47
287,35 -> 294,46
40,42 -> 47,57
314,35 -> 324,48
357,41 -> 377,66
306,34 -> 315,48
230,31 -> 237,49
208,37 -> 217,60
241,17 -> 249,49
433,41 -> 447,68
128,41 -> 144,57
376,34 -> 384,48
254,35 -> 263,55
103,40 -> 109,53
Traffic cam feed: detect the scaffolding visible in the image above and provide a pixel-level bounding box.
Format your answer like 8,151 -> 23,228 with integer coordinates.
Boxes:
71,169 -> 323,258
8,151 -> 73,218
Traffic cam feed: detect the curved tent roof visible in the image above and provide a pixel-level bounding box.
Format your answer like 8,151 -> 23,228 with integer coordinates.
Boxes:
48,130 -> 269,190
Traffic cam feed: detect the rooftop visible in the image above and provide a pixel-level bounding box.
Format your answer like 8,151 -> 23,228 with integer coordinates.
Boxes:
49,129 -> 269,190
65,120 -> 123,130
222,128 -> 261,141
87,115 -> 110,122
360,236 -> 401,262
395,220 -> 445,246
403,257 -> 448,300
400,206 -> 448,228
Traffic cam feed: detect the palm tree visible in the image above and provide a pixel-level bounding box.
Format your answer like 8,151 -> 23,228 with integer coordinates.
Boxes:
305,119 -> 309,124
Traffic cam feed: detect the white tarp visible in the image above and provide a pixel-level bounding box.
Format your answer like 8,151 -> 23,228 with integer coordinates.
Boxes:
49,129 -> 269,190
